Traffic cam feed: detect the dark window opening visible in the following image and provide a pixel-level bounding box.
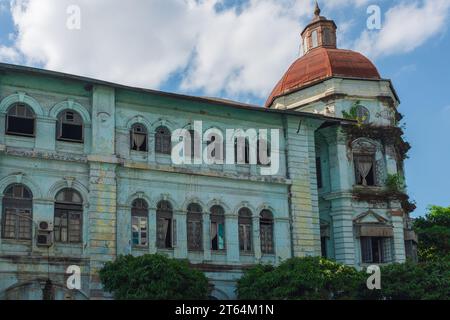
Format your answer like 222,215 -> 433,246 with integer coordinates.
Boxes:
210,205 -> 225,251
361,237 -> 392,264
316,157 -> 323,189
54,188 -> 83,244
187,203 -> 203,251
156,201 -> 173,249
155,126 -> 171,154
238,208 -> 252,253
260,210 -> 274,254
257,138 -> 271,166
57,110 -> 83,143
131,199 -> 148,247
234,138 -> 250,164
130,123 -> 148,152
320,237 -> 327,258
6,103 -> 35,137
2,184 -> 33,241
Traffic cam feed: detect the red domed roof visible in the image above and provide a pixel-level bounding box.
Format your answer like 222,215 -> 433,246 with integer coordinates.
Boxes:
265,47 -> 381,107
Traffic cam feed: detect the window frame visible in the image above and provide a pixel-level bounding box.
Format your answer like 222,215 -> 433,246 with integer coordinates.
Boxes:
1,184 -> 33,241
354,153 -> 376,187
260,210 -> 274,254
156,201 -> 174,249
155,126 -> 172,155
130,123 -> 148,152
238,208 -> 253,253
54,188 -> 83,244
56,110 -> 84,143
131,199 -> 149,248
210,205 -> 226,251
187,203 -> 203,251
5,103 -> 36,137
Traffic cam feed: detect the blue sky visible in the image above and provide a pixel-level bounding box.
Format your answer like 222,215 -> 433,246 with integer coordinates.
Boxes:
0,0 -> 449,217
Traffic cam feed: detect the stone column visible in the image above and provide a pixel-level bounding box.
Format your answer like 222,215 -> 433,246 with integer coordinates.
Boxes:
116,204 -> 131,256
252,215 -> 262,261
148,207 -> 157,254
174,210 -> 188,259
330,200 -> 356,266
225,214 -> 239,263
203,212 -> 211,261
391,209 -> 406,263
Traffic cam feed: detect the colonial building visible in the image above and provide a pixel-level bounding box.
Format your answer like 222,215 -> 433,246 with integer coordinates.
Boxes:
0,6 -> 416,300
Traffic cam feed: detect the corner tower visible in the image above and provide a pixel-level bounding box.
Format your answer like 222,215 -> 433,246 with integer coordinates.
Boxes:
268,3 -> 415,267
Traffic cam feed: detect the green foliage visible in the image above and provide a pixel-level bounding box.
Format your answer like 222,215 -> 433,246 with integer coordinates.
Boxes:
373,259 -> 450,300
237,257 -> 365,300
414,206 -> 450,262
237,257 -> 450,300
342,101 -> 367,128
99,254 -> 209,300
385,174 -> 405,192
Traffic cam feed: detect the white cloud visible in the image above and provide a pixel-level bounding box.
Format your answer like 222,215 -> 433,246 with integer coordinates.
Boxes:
0,45 -> 19,63
1,0 -> 449,101
354,0 -> 450,58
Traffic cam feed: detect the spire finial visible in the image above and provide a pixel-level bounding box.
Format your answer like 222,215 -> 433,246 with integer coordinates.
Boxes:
314,1 -> 321,17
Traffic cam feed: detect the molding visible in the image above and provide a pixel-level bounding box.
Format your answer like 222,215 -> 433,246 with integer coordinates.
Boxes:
0,92 -> 45,116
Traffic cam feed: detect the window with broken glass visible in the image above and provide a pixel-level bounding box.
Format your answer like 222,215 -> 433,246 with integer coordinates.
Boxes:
57,110 -> 83,143
187,203 -> 203,251
155,126 -> 171,154
6,103 -> 35,137
238,208 -> 253,253
156,201 -> 174,249
354,154 -> 376,186
54,189 -> 83,244
260,210 -> 274,254
210,205 -> 225,251
131,199 -> 148,247
130,123 -> 148,152
2,184 -> 33,240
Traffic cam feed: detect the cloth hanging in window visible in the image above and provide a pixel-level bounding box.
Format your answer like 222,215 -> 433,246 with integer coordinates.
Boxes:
356,156 -> 373,186
132,132 -> 145,150
211,222 -> 218,241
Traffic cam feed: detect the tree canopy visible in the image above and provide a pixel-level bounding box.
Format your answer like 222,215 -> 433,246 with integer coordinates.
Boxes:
99,254 -> 209,300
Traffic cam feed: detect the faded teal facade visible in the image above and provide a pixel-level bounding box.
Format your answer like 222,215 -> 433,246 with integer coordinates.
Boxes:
0,63 -> 336,300
0,34 -> 415,299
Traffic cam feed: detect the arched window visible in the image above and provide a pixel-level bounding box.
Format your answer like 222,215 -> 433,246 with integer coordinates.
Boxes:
257,138 -> 271,166
187,203 -> 203,251
57,110 -> 83,142
238,208 -> 252,253
206,134 -> 224,163
2,184 -> 33,240
352,139 -> 377,187
155,126 -> 171,154
131,199 -> 148,247
210,205 -> 225,251
130,123 -> 148,152
54,189 -> 83,243
234,137 -> 250,164
6,103 -> 35,137
156,201 -> 174,249
311,30 -> 319,48
356,105 -> 370,124
260,210 -> 274,254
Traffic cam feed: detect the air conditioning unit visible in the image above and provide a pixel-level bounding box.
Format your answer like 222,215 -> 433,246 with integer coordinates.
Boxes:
37,232 -> 53,247
38,221 -> 54,232
36,221 -> 54,247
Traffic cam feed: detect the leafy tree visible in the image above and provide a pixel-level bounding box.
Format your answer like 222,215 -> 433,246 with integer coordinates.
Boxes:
414,206 -> 450,261
237,257 -> 365,300
371,259 -> 450,300
99,254 -> 209,300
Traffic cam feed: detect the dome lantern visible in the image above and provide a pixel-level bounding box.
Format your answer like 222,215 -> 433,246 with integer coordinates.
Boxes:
301,1 -> 337,54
